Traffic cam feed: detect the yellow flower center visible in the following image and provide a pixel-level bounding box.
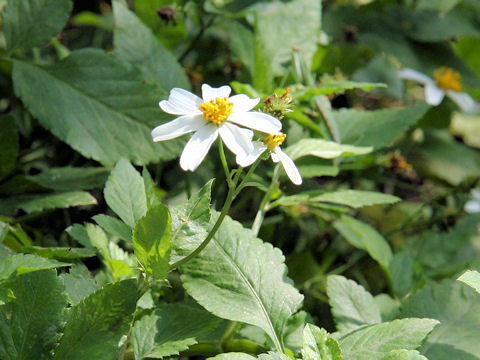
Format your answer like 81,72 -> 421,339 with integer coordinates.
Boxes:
264,134 -> 287,150
434,67 -> 462,91
199,97 -> 233,125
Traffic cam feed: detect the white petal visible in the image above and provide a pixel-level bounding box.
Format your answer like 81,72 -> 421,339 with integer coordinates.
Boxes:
447,91 -> 478,114
275,148 -> 302,185
159,88 -> 203,115
219,122 -> 254,158
228,112 -> 282,134
398,68 -> 432,85
236,141 -> 267,167
465,200 -> 480,213
229,94 -> 260,113
201,84 -> 231,102
425,83 -> 445,105
151,114 -> 205,142
179,124 -> 218,171
271,151 -> 280,163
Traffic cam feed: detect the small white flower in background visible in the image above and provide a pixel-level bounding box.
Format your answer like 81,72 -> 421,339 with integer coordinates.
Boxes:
465,189 -> 480,213
151,84 -> 282,171
398,67 -> 478,114
237,133 -> 302,185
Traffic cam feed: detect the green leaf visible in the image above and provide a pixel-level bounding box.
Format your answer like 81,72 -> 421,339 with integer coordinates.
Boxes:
337,318 -> 439,360
54,279 -> 139,360
21,246 -> 96,260
335,103 -> 430,149
390,251 -> 414,299
60,263 -> 100,304
297,81 -> 387,99
327,275 -> 381,332
180,213 -> 303,352
27,167 -> 110,191
0,191 -> 97,215
104,159 -> 147,228
302,324 -> 343,360
0,270 -> 68,360
334,215 -> 393,274
258,352 -> 292,360
400,280 -> 480,359
0,254 -> 70,281
308,190 -> 400,209
131,303 -> 221,359
93,214 -> 132,242
12,49 -> 183,166
286,139 -> 372,161
416,0 -> 461,13
458,270 -> 480,294
0,116 -> 18,181
132,204 -> 172,279
381,350 -> 428,360
450,112 -> 480,149
143,167 -> 164,209
113,0 -> 189,91
209,354 -> 256,360
3,0 -> 73,52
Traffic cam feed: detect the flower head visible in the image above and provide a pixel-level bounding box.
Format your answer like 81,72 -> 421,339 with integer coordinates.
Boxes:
237,133 -> 302,185
398,67 -> 478,114
151,84 -> 282,171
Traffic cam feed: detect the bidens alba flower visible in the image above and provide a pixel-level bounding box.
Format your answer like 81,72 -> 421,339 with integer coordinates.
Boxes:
151,84 -> 282,171
399,67 -> 478,114
237,134 -> 302,185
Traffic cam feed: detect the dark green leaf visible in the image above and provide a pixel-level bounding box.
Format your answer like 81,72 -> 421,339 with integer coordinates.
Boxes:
21,246 -> 96,260
93,214 -> 132,242
0,254 -> 70,281
27,167 -> 110,191
0,116 -> 18,181
60,263 -> 100,304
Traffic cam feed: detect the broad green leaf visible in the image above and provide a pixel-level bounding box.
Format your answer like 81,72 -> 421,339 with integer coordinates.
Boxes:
21,246 -> 96,260
93,214 -> 132,242
113,1 -> 189,91
309,190 -> 400,209
286,139 -> 372,161
60,263 -> 100,304
335,103 -> 430,149
390,251 -> 414,299
0,254 -> 70,281
180,213 -> 303,352
0,270 -> 68,360
258,352 -> 291,360
327,275 -> 381,332
0,116 -> 18,181
0,191 -> 97,215
54,279 -> 139,360
66,223 -> 91,248
458,270 -> 480,294
337,318 -> 439,360
334,215 -> 393,274
302,324 -> 343,360
12,49 -> 183,166
381,350 -> 428,360
27,167 -> 109,191
104,159 -> 147,228
284,311 -> 309,354
3,0 -> 73,52
400,280 -> 480,359
132,204 -> 172,279
131,303 -> 221,359
142,167 -> 165,209
374,294 -> 400,322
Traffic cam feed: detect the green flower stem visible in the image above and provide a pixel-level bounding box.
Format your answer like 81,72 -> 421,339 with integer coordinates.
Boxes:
218,138 -> 232,185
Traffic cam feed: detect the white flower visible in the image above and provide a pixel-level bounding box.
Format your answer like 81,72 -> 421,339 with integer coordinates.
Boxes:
398,67 -> 478,114
151,84 -> 282,171
237,134 -> 302,185
465,189 -> 480,213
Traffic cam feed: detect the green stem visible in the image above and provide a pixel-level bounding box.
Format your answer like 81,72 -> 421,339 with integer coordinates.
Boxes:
183,339 -> 267,357
218,138 -> 232,185
251,165 -> 280,236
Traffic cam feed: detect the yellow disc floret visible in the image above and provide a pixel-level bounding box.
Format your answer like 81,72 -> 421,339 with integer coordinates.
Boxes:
199,97 -> 233,125
264,134 -> 287,150
434,67 -> 462,91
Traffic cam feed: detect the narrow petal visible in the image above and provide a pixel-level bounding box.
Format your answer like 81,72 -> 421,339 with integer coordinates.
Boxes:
236,141 -> 267,167
159,88 -> 203,115
219,122 -> 254,158
398,68 -> 432,85
425,83 -> 445,105
447,90 -> 479,114
228,112 -> 282,134
229,94 -> 260,113
275,148 -> 302,185
179,124 -> 218,171
271,151 -> 280,163
201,84 -> 231,102
151,114 -> 205,142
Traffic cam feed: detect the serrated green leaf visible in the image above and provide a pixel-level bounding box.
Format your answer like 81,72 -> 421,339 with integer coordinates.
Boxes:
21,246 -> 96,260
381,349 -> 428,360
0,116 -> 18,181
180,213 -> 303,352
133,204 -> 171,279
3,0 -> 73,52
327,275 -> 381,332
334,215 -> 393,274
310,190 -> 400,209
54,279 -> 139,360
132,303 -> 221,359
337,318 -> 439,360
286,139 -> 372,161
12,49 -> 183,166
0,254 -> 70,281
113,1 -> 189,91
0,270 -> 68,360
302,324 -> 343,360
458,270 -> 480,294
104,159 -> 147,228
258,352 -> 291,360
66,223 -> 91,248
27,167 -> 110,191
60,263 -> 100,304
93,214 -> 132,242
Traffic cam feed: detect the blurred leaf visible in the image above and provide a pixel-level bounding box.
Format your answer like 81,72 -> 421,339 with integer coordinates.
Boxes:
27,167 -> 110,191
327,275 -> 381,332
3,0 -> 73,52
390,251 -> 414,299
71,11 -> 114,31
54,279 -> 139,360
0,270 -> 68,360
93,214 -> 132,242
60,263 -> 100,305
286,139 -> 372,161
454,36 -> 480,78
12,49 -> 183,166
416,0 -> 461,13
297,81 -> 387,100
458,270 -> 480,294
0,116 -> 18,181
450,112 -> 480,149
302,324 -> 343,360
374,294 -> 400,322
209,354 -> 256,360
381,349 -> 428,360
104,159 -> 147,228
